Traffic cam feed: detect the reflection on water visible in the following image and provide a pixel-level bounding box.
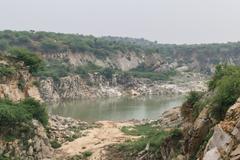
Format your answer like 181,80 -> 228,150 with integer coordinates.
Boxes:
48,96 -> 185,122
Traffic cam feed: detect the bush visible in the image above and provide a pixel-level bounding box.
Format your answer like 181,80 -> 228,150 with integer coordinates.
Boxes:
37,60 -> 70,81
9,48 -> 44,74
40,39 -> 60,52
0,98 -> 48,127
0,65 -> 16,77
20,98 -> 48,126
211,76 -> 240,120
17,78 -> 26,91
50,140 -> 61,149
75,63 -> 103,78
0,39 -> 9,50
82,151 -> 92,158
181,91 -> 204,119
0,101 -> 31,126
205,65 -> 240,120
100,68 -> 114,79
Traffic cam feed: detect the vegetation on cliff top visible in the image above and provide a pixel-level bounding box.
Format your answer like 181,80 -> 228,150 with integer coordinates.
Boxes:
2,30 -> 240,81
1,30 -> 240,60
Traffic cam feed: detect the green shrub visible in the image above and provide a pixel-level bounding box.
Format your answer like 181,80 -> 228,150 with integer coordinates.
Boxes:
185,91 -> 204,106
100,68 -> 114,79
40,39 -> 61,52
75,63 -> 103,78
17,79 -> 26,91
0,65 -> 16,77
37,60 -> 70,80
0,155 -> 11,160
0,39 -> 9,50
181,91 -> 204,119
211,76 -> 240,120
9,48 -> 44,74
50,140 -> 61,149
205,65 -> 240,120
65,134 -> 79,142
20,98 -> 48,126
0,98 -> 48,127
82,151 -> 92,158
74,63 -> 104,78
3,134 -> 17,142
0,102 -> 31,126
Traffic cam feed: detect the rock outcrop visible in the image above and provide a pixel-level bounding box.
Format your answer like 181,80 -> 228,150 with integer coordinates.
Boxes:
48,115 -> 89,144
202,98 -> 240,160
0,120 -> 53,160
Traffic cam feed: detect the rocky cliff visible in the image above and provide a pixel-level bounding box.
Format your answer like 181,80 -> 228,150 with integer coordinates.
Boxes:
0,55 -> 42,102
39,71 -> 207,103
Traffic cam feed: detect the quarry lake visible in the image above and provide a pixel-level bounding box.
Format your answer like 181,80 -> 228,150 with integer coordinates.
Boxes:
48,96 -> 185,122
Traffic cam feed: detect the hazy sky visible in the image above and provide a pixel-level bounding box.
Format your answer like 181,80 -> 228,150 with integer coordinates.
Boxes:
0,0 -> 239,44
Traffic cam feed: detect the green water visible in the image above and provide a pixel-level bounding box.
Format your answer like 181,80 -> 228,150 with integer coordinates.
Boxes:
48,96 -> 185,122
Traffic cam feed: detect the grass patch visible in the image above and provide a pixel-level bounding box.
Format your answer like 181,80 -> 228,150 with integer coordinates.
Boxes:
127,69 -> 176,81
119,124 -> 182,156
121,124 -> 159,136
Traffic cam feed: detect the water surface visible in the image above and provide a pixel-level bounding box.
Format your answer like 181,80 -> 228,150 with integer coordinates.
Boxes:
48,96 -> 185,122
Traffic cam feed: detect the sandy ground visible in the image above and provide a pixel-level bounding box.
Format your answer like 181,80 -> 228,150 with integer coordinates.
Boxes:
54,121 -> 138,160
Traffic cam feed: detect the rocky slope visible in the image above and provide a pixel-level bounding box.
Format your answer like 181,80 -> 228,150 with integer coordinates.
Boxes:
0,120 -> 53,160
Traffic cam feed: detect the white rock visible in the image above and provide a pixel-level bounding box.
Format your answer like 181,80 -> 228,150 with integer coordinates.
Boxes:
204,125 -> 233,154
203,147 -> 222,160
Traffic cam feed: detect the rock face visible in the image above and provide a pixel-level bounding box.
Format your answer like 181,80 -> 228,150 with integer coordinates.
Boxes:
39,78 -> 60,102
39,72 -> 207,103
202,98 -> 240,160
0,120 -> 53,160
39,74 -> 124,102
0,59 -> 42,102
156,107 -> 183,129
184,107 -> 212,159
41,50 -> 240,75
42,52 -> 163,72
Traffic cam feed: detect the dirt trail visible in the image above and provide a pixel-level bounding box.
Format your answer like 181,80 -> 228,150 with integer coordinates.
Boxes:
55,121 -> 137,159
